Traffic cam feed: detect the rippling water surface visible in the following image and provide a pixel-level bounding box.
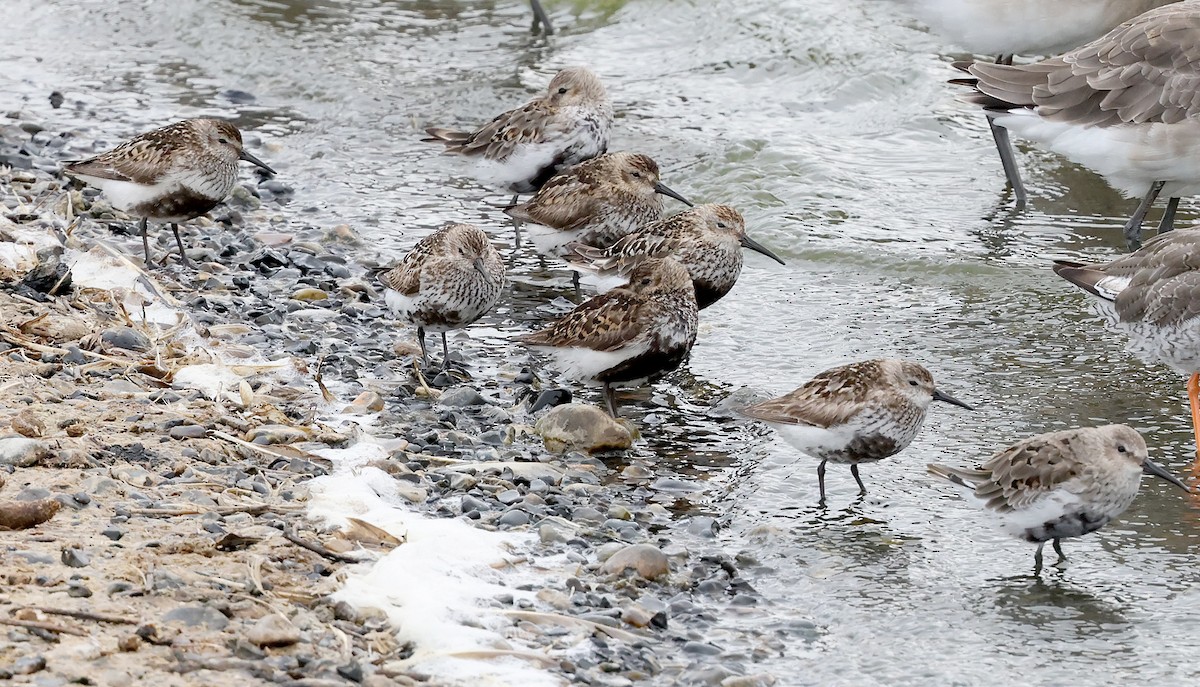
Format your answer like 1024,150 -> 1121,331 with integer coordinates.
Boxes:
6,0 -> 1200,683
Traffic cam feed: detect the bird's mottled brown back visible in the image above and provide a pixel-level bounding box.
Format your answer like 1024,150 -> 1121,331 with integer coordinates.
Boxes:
65,119 -> 204,185
742,359 -> 891,428
959,425 -> 1146,512
378,225 -> 460,296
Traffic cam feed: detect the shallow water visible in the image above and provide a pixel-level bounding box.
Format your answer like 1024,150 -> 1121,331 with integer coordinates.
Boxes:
5,0 -> 1200,683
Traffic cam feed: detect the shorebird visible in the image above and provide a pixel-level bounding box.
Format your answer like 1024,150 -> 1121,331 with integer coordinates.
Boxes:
379,223 -> 506,371
741,359 -> 973,503
1054,230 -> 1200,461
516,257 -> 698,417
928,424 -> 1189,572
424,67 -> 612,245
565,204 -> 785,309
955,0 -> 1200,250
63,118 -> 275,268
503,152 -> 692,260
910,0 -> 1178,208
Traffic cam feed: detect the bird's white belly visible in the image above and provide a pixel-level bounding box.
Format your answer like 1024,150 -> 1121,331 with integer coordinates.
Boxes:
991,111 -> 1200,198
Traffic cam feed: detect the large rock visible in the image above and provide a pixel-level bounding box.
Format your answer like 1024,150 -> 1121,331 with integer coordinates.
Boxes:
599,544 -> 669,581
534,404 -> 635,454
0,437 -> 50,467
245,613 -> 301,647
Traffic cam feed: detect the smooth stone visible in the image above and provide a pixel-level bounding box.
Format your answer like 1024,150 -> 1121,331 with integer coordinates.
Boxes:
529,388 -> 572,413
290,287 -> 328,301
496,489 -> 521,506
245,425 -> 309,445
0,437 -> 50,467
60,548 -> 89,568
162,604 -> 229,630
535,404 -> 634,454
343,391 -> 385,414
721,675 -> 777,687
437,386 -> 488,407
168,424 -> 207,440
497,510 -> 529,527
245,613 -> 301,647
599,544 -> 670,581
101,327 -> 151,352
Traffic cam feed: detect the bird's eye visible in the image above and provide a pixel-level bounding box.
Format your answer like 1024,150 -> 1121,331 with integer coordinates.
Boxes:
909,380 -> 918,387
631,171 -> 641,179
717,222 -> 728,229
218,137 -> 229,145
640,277 -> 652,286
558,87 -> 568,95
1117,444 -> 1127,454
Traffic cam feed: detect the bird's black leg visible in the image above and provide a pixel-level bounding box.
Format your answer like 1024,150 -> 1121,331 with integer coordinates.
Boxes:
170,223 -> 192,268
1158,196 -> 1180,235
1125,180 -> 1165,251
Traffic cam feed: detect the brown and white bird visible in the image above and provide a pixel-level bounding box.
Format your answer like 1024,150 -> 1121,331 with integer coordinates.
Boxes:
906,0 -> 1178,207
379,223 -> 506,370
1054,229 -> 1200,462
424,66 -> 612,201
955,0 -> 1200,249
566,204 -> 785,309
64,118 -> 275,268
928,424 -> 1189,571
503,152 -> 692,260
741,359 -> 973,503
516,257 -> 698,417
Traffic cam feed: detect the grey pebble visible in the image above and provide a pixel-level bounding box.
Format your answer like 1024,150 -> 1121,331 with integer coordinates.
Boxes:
60,548 -> 89,568
168,424 -> 207,440
162,604 -> 229,630
498,510 -> 529,527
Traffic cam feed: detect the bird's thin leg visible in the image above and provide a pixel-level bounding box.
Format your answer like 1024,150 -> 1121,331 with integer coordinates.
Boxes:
1158,196 -> 1180,234
510,193 -> 523,248
530,0 -> 554,34
984,54 -> 1027,209
1052,538 -> 1066,562
572,270 -> 581,299
440,332 -> 450,372
417,326 -> 429,368
986,118 -> 1027,210
817,460 -> 828,505
139,217 -> 151,264
1034,542 -> 1044,575
170,223 -> 192,268
850,463 -> 867,494
1124,181 -> 1165,251
602,382 -> 619,418
1189,373 -> 1200,470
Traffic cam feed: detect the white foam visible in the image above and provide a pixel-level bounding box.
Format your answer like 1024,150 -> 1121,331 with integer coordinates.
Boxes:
306,441 -> 567,686
70,245 -> 184,326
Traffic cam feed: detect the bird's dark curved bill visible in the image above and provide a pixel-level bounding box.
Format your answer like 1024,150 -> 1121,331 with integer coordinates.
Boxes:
740,234 -> 786,265
1143,458 -> 1191,493
239,149 -> 276,175
932,388 -> 973,410
653,181 -> 693,207
472,257 -> 493,285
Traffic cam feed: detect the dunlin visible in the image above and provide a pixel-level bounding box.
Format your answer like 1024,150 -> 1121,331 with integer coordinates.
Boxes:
424,66 -> 612,202
955,1 -> 1200,249
503,152 -> 691,260
741,359 -> 973,503
928,424 -> 1189,571
565,204 -> 785,309
1054,230 -> 1200,459
909,0 -> 1176,207
516,257 -> 698,417
379,223 -> 506,370
63,118 -> 275,268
